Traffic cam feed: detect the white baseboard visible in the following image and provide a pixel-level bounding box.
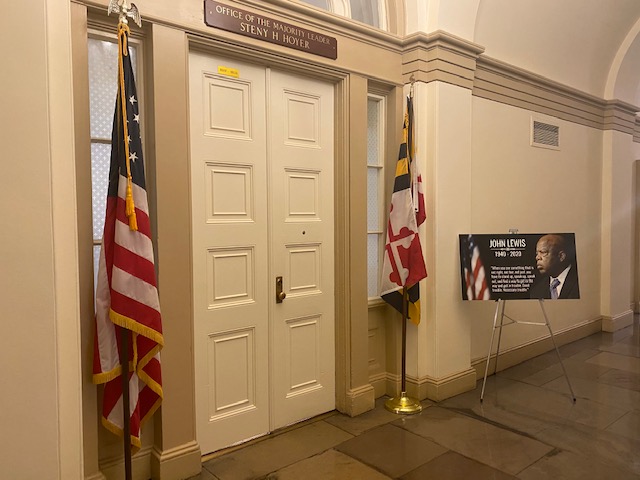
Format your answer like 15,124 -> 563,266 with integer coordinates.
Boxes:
602,309 -> 634,332
341,384 -> 376,417
151,440 -> 202,480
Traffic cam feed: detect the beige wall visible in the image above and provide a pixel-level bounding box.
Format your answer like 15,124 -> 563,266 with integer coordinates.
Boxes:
1,0 -> 83,478
1,3 -> 60,477
468,97 -> 604,361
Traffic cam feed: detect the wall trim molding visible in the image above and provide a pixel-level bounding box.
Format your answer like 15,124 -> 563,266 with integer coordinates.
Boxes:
602,309 -> 634,332
474,55 -> 640,134
416,369 -> 478,402
381,369 -> 477,403
344,384 -> 376,417
150,440 -> 202,480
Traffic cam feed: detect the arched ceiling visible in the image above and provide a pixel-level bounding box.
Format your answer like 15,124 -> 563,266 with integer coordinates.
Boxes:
403,0 -> 640,106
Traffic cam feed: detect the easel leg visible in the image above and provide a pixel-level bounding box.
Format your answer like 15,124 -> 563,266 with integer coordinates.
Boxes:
481,299 -> 503,402
538,300 -> 577,402
494,300 -> 506,375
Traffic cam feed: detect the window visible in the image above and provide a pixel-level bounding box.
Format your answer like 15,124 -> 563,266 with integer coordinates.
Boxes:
88,33 -> 141,289
300,0 -> 329,9
298,0 -> 386,29
350,0 -> 379,27
367,94 -> 386,300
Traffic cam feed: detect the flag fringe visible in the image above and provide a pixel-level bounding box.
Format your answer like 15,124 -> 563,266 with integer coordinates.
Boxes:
93,365 -> 122,385
109,308 -> 164,347
101,416 -> 143,454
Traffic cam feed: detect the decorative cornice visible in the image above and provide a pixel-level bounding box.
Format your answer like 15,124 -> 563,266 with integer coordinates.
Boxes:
635,117 -> 640,143
474,55 -> 640,134
401,30 -> 484,89
603,100 -> 640,136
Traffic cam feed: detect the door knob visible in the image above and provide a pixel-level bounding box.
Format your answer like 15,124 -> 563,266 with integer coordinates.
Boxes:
276,276 -> 286,303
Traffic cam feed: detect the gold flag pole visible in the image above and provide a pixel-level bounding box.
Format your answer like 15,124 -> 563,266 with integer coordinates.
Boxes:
384,286 -> 422,414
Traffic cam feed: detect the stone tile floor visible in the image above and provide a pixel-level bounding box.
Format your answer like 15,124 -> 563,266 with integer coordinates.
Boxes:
188,316 -> 640,479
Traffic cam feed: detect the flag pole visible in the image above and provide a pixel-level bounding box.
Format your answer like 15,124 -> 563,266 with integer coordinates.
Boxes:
108,3 -> 142,479
120,328 -> 132,480
384,286 -> 422,414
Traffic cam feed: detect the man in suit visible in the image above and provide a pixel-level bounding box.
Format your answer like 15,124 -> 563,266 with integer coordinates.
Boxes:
529,234 -> 580,299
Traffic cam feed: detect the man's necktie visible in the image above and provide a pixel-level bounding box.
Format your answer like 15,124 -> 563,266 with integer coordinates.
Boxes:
550,278 -> 560,299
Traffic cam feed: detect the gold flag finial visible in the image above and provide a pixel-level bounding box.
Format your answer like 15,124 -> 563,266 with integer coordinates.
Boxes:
108,0 -> 142,27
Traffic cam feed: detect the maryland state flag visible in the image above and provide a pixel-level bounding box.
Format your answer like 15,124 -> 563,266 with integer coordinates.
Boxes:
380,95 -> 427,324
93,22 -> 163,452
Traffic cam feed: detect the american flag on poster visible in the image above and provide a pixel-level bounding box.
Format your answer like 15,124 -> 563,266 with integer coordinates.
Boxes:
93,22 -> 163,452
461,234 -> 490,300
380,95 -> 427,325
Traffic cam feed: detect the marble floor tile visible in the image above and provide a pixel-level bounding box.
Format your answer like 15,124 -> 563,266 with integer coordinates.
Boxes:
396,406 -> 553,475
480,375 -> 627,430
324,397 -> 401,436
543,374 -> 640,412
534,425 -> 640,476
202,421 -> 353,480
503,364 -> 565,386
599,342 -> 640,358
401,451 -> 518,480
586,351 -> 640,374
517,449 -> 639,480
265,449 -> 392,480
185,468 -> 218,480
605,410 -> 640,441
335,422 -> 447,478
597,368 -> 640,392
542,356 -> 614,381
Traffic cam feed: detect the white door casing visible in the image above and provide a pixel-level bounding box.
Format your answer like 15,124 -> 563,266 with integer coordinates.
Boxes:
189,51 -> 335,454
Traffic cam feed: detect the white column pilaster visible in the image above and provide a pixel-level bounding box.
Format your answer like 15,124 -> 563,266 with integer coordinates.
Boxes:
601,130 -> 636,331
403,80 -> 476,401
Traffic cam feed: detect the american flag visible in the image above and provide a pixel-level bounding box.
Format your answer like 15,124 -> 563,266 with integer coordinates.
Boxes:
380,95 -> 427,324
461,234 -> 490,300
93,23 -> 163,452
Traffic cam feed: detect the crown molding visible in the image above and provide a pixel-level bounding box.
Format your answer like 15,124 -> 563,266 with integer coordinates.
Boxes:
401,30 -> 484,89
474,55 -> 640,134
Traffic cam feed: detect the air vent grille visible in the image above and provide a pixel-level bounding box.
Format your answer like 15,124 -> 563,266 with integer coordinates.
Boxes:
532,120 -> 559,148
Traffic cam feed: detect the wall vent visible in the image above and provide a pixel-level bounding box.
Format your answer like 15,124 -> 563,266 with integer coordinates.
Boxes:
531,119 -> 560,149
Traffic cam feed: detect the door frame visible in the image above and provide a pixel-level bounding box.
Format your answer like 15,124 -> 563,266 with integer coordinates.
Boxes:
152,27 -> 378,466
186,36 -> 367,420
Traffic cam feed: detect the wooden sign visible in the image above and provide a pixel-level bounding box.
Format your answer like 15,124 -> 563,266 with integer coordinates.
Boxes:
204,0 -> 338,60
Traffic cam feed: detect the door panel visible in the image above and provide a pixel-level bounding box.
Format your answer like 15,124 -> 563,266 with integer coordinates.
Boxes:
269,71 -> 335,429
190,52 -> 269,453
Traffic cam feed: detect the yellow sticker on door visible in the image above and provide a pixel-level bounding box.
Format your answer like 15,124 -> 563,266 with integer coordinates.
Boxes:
218,66 -> 239,78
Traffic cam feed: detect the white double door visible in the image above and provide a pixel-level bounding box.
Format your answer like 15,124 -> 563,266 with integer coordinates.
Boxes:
189,51 -> 335,455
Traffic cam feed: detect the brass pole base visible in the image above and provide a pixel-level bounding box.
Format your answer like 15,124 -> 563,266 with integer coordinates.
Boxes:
384,393 -> 422,415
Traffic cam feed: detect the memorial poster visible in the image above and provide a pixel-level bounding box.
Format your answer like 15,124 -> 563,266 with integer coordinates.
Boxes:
459,233 -> 580,301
